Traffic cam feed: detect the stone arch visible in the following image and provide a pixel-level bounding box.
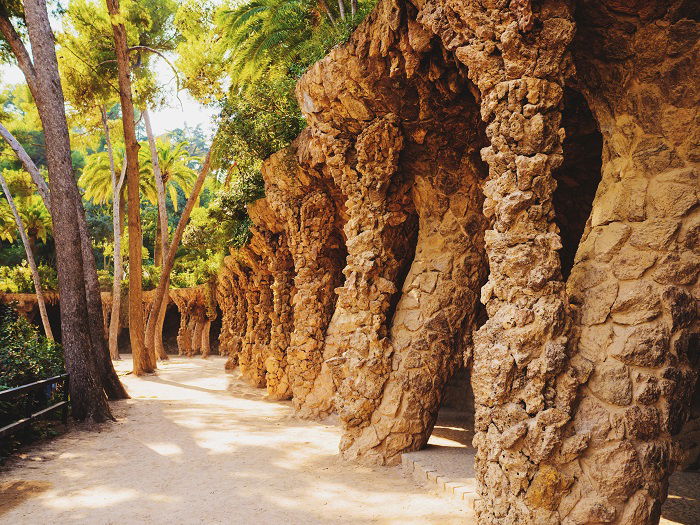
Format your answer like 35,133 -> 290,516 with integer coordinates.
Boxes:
289,0 -> 491,463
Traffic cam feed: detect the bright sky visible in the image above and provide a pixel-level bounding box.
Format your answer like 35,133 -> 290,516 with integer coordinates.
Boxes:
0,59 -> 217,139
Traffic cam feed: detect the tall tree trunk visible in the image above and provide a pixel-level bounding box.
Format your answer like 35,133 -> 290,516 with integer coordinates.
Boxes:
154,214 -> 162,267
0,123 -> 50,204
145,151 -> 212,358
337,0 -> 346,21
318,0 -> 336,23
0,174 -> 53,340
107,0 -> 154,375
0,116 -> 127,400
103,106 -> 127,361
350,0 -> 357,18
142,108 -> 169,361
20,0 -> 112,421
75,195 -> 129,399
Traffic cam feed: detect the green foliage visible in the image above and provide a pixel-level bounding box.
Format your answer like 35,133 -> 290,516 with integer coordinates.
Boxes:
79,140 -> 198,208
217,0 -> 376,91
183,168 -> 264,253
0,304 -> 63,390
212,76 -> 304,172
0,262 -> 58,293
0,303 -> 65,458
171,252 -> 221,288
58,0 -> 181,114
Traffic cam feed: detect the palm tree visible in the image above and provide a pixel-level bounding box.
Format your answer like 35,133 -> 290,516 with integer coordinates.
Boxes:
0,202 -> 17,242
18,194 -> 51,254
217,0 -> 346,91
80,142 -> 198,211
144,139 -> 199,213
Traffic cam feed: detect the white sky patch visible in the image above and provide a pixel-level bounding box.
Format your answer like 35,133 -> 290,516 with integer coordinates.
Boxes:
0,57 -> 217,139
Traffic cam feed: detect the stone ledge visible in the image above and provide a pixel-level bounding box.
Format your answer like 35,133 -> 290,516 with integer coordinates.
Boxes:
401,447 -> 479,508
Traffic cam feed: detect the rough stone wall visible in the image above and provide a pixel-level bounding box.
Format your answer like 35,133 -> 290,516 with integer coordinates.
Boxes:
552,3 -> 700,523
211,0 -> 699,520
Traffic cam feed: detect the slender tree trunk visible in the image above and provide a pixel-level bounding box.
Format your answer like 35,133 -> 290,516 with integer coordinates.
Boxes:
145,151 -> 212,358
0,113 -> 127,400
154,291 -> 169,359
318,0 -> 336,24
350,0 -> 357,18
337,0 -> 346,21
107,0 -> 154,375
154,215 -> 162,267
75,195 -> 129,399
142,108 -> 170,361
119,190 -> 126,233
0,123 -> 50,203
0,175 -> 53,340
20,0 -> 112,421
103,107 -> 126,361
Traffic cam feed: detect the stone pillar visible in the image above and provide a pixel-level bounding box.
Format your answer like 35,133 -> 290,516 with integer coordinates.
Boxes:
551,6 -> 700,523
445,2 -> 579,523
176,308 -> 191,356
239,256 -> 263,386
285,190 -> 344,414
337,102 -> 489,464
201,318 -> 212,358
319,115 -> 416,444
190,311 -> 204,356
261,139 -> 346,415
265,233 -> 295,400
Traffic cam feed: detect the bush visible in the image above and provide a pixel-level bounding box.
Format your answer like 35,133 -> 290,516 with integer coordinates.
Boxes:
0,263 -> 58,293
0,304 -> 65,458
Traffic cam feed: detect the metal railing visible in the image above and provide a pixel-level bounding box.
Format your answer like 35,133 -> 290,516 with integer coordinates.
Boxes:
0,374 -> 69,440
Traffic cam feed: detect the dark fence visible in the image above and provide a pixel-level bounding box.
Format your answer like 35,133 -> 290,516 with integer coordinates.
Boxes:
0,374 -> 69,440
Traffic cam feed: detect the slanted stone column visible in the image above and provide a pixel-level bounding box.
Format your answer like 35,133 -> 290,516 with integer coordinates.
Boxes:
263,142 -> 346,415
318,115 -> 417,447
200,318 -> 212,358
225,258 -> 250,369
266,233 -> 295,400
337,99 -> 489,464
238,249 -> 268,388
549,5 -> 700,523
176,307 -> 192,356
190,309 -> 205,356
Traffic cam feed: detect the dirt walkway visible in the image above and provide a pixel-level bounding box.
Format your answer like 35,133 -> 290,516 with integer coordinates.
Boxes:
0,357 -> 473,524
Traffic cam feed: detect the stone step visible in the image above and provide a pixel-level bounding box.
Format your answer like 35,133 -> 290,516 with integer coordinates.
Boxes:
401,448 -> 479,509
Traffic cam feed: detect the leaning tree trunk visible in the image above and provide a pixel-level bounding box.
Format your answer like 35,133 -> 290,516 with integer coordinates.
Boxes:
107,0 -> 153,375
0,174 -> 53,340
21,0 -> 113,421
143,107 -> 169,361
103,106 -> 127,360
144,152 -> 212,358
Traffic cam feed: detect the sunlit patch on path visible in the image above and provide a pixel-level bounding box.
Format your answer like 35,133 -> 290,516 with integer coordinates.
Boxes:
0,357 -> 473,524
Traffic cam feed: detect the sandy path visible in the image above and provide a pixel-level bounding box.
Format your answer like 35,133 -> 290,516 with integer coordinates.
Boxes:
0,357 -> 473,525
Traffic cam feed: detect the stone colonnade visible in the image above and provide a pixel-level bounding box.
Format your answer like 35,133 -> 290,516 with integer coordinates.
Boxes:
215,1 -> 698,523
